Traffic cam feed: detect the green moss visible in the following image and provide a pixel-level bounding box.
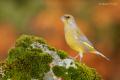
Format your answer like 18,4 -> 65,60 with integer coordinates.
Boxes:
3,35 -> 53,80
4,53 -> 52,80
52,66 -> 71,80
57,50 -> 68,59
52,66 -> 67,77
48,46 -> 68,59
52,62 -> 101,80
15,35 -> 46,48
1,35 -> 102,80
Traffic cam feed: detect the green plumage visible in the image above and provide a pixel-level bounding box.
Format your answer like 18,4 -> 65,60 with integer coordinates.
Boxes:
62,14 -> 109,60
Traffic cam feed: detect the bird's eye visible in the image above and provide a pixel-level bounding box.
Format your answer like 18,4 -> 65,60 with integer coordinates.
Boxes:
65,16 -> 70,19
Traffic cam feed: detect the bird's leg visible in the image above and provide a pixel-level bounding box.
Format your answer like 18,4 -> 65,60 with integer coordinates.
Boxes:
74,52 -> 83,61
79,53 -> 83,61
74,54 -> 80,59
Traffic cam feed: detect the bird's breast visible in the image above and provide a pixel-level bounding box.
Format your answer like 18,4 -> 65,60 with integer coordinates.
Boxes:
65,29 -> 83,52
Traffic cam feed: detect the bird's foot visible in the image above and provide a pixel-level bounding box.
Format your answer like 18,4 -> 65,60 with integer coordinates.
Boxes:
74,53 -> 83,62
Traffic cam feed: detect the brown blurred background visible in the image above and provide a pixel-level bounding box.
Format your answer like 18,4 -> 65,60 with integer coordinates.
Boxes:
0,0 -> 120,80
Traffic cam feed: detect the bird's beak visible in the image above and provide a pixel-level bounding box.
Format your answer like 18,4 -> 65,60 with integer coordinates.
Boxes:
61,16 -> 69,24
61,16 -> 65,22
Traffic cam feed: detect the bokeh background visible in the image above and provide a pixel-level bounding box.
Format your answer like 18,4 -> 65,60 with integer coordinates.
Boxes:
0,0 -> 120,80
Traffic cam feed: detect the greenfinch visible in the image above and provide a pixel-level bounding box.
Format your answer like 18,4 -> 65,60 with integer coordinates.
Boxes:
61,14 -> 109,61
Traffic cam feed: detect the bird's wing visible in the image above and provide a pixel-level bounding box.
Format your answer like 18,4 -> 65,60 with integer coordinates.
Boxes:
75,28 -> 93,47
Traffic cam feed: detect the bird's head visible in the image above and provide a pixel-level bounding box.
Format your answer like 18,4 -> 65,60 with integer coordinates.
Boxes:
61,14 -> 75,25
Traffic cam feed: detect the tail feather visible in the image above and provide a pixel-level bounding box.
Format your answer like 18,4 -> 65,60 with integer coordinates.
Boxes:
92,51 -> 110,61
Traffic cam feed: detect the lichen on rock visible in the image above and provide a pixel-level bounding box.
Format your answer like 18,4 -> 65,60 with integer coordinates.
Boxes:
0,35 -> 102,80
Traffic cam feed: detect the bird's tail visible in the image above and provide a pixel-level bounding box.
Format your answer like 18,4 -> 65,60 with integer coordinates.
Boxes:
91,51 -> 110,61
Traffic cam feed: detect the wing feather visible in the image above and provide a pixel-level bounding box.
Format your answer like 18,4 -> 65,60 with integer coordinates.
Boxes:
75,28 -> 93,46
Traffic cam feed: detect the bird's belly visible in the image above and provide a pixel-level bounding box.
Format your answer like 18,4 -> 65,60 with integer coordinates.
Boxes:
65,31 -> 83,52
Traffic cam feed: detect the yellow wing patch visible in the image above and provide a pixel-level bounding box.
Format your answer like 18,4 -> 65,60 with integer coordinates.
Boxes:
83,42 -> 94,50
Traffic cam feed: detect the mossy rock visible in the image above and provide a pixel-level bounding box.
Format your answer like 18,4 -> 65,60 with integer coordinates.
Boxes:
0,35 -> 102,80
53,62 -> 101,80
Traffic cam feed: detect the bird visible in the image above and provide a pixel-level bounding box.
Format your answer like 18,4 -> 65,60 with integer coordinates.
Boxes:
61,14 -> 109,61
